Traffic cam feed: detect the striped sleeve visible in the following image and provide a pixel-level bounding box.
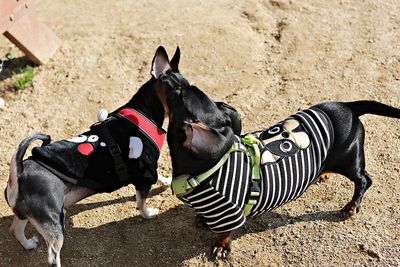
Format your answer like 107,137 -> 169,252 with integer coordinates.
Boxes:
180,150 -> 251,233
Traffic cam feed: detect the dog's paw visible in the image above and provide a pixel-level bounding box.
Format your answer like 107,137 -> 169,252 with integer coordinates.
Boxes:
140,207 -> 159,219
341,202 -> 360,218
157,175 -> 172,187
23,235 -> 39,250
210,246 -> 230,262
315,173 -> 330,184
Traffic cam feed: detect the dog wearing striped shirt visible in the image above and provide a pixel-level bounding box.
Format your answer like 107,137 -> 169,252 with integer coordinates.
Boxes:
160,84 -> 400,260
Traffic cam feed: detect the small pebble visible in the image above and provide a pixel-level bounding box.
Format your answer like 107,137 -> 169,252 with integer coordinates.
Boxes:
0,97 -> 5,109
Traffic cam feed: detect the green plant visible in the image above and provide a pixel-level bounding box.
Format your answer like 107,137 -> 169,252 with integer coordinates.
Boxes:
14,66 -> 35,89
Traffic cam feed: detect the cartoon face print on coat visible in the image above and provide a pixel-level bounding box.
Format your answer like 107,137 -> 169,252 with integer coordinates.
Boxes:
259,119 -> 310,163
67,134 -> 106,156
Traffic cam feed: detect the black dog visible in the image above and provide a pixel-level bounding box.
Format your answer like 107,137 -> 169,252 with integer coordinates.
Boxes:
163,84 -> 400,260
4,46 -> 189,266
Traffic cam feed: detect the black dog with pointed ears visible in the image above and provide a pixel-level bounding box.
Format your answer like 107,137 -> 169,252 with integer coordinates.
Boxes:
4,46 -> 189,266
162,83 -> 400,260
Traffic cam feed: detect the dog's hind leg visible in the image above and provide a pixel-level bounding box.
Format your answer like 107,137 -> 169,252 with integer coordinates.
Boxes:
10,217 -> 39,250
333,123 -> 373,217
341,170 -> 372,217
30,210 -> 65,267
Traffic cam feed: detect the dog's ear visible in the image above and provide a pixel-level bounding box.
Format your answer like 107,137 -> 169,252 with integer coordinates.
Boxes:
170,47 -> 180,73
216,102 -> 242,135
151,46 -> 171,78
183,122 -> 233,159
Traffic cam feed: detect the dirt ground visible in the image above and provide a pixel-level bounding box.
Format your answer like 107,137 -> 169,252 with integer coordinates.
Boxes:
0,0 -> 399,266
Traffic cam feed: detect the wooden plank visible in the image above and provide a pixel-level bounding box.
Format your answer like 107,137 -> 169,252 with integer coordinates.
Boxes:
0,0 -> 40,33
4,12 -> 60,64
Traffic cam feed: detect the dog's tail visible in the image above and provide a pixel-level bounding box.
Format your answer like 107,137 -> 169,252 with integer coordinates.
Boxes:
6,133 -> 50,208
14,133 -> 51,175
346,101 -> 400,119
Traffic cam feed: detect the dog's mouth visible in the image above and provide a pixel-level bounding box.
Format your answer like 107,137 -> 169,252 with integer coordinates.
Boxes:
160,71 -> 190,90
154,71 -> 190,120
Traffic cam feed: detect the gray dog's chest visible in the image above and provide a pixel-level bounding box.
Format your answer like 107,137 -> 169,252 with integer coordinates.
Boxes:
180,108 -> 334,233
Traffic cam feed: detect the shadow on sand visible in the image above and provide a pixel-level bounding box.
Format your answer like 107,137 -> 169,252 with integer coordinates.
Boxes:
0,185 -> 347,266
0,56 -> 33,82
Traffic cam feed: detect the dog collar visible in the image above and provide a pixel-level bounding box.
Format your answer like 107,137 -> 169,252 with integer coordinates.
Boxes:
171,142 -> 244,197
117,108 -> 166,151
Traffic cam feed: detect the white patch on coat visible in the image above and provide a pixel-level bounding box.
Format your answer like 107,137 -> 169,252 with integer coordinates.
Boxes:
67,135 -> 88,143
261,150 -> 278,163
87,135 -> 99,142
128,136 -> 143,159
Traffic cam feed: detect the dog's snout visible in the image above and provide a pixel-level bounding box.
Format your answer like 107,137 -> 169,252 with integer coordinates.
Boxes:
282,132 -> 289,138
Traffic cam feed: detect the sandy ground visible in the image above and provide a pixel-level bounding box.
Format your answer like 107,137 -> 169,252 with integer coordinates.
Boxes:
0,0 -> 399,266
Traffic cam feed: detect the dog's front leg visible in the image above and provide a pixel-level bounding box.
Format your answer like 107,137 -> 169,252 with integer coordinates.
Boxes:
136,189 -> 159,219
211,231 -> 232,261
157,174 -> 171,187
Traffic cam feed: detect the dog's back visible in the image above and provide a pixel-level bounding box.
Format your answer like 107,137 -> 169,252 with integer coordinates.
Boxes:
178,107 -> 335,232
251,108 -> 334,216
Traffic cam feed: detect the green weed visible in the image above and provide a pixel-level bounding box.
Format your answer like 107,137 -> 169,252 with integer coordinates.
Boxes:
14,66 -> 35,89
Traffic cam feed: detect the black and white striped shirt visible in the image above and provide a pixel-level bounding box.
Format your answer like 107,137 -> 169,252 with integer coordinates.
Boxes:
179,108 -> 334,233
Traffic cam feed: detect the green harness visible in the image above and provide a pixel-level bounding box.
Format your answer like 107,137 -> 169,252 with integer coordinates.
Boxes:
171,135 -> 262,217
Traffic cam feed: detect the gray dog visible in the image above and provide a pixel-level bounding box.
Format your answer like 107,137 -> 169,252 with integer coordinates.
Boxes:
4,47 -> 189,266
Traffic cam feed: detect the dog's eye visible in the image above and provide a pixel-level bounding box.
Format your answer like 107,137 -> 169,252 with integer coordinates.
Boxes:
88,135 -> 99,143
280,141 -> 292,152
268,126 -> 281,135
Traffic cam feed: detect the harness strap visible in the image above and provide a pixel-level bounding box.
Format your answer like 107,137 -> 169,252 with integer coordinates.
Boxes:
117,108 -> 166,152
241,135 -> 262,216
33,159 -> 105,191
34,159 -> 79,185
171,142 -> 245,197
91,123 -> 130,185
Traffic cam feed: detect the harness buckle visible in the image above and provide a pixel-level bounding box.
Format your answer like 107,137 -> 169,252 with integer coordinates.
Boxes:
109,144 -> 121,156
250,191 -> 260,197
243,179 -> 261,217
187,176 -> 200,188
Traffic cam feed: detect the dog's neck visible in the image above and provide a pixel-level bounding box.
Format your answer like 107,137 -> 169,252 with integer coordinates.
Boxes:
167,127 -> 234,178
124,79 -> 165,128
168,138 -> 222,178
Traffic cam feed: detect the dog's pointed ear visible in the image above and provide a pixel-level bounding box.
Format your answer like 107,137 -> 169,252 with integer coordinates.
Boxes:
151,46 -> 171,78
183,122 -> 232,159
170,47 -> 180,72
